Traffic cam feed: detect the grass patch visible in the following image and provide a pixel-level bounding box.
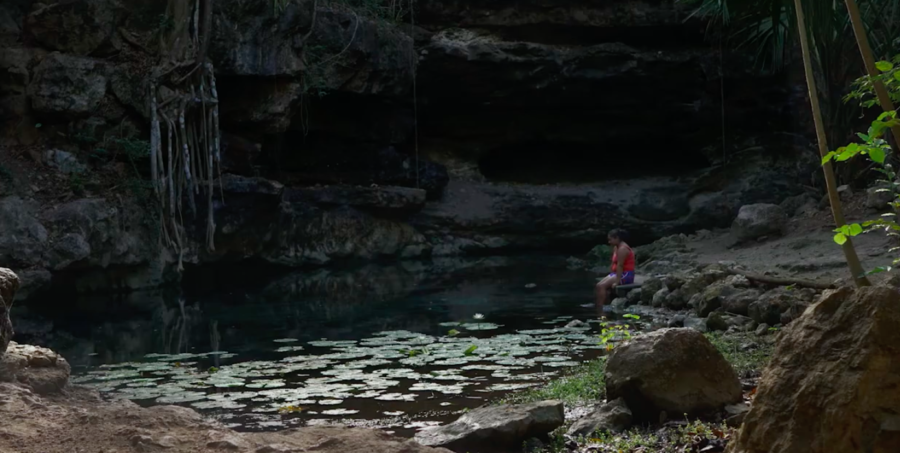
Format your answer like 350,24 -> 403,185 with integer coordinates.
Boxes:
705,332 -> 774,377
498,359 -> 605,406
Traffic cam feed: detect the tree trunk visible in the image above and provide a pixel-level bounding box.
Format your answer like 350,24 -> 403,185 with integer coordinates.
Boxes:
845,0 -> 900,149
794,0 -> 871,287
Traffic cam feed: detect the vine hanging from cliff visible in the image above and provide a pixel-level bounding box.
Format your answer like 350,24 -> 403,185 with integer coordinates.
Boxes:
149,0 -> 222,270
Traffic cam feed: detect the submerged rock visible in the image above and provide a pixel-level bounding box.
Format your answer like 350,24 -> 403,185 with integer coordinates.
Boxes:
727,287 -> 900,453
414,400 -> 564,452
567,397 -> 633,437
605,328 -> 741,422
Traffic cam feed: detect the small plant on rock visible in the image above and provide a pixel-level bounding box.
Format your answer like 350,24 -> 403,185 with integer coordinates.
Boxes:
598,314 -> 640,351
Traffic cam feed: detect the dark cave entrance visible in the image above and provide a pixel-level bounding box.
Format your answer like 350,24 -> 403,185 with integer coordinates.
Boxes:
477,140 -> 713,184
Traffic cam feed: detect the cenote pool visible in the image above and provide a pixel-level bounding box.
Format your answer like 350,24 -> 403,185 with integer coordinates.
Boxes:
18,257 -> 642,436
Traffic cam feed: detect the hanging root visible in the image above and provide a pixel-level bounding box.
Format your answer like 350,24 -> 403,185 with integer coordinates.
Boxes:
149,0 -> 221,266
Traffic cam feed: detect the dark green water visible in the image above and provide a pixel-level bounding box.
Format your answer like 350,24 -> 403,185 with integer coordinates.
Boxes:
17,257 -> 626,435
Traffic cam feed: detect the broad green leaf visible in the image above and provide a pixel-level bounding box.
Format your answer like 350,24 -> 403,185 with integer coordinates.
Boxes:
877,110 -> 897,121
833,233 -> 847,245
463,345 -> 478,356
869,147 -> 886,164
894,72 -> 900,82
857,132 -> 870,141
876,61 -> 894,72
836,149 -> 856,161
848,224 -> 863,236
821,151 -> 836,164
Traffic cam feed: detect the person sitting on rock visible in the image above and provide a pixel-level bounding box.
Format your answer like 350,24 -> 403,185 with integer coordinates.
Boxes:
594,229 -> 635,313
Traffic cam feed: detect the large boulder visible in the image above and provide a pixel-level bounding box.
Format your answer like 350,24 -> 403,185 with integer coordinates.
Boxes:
605,328 -> 741,422
414,400 -> 564,452
726,286 -> 900,453
731,204 -> 787,242
567,397 -> 633,437
0,341 -> 70,394
0,268 -> 17,353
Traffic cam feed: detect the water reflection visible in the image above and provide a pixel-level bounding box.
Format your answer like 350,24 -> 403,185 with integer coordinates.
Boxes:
17,257 -> 610,433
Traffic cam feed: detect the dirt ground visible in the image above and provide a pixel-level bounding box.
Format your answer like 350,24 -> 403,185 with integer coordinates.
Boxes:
677,193 -> 896,286
0,382 -> 450,453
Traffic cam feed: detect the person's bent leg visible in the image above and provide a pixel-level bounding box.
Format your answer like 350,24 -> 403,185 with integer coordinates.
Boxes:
595,276 -> 614,313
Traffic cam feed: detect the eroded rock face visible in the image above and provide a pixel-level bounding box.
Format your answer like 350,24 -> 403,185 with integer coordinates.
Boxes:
605,328 -> 741,422
27,53 -> 108,115
0,268 -> 18,353
24,0 -> 119,55
414,400 -> 564,452
727,287 -> 900,453
0,341 -> 70,394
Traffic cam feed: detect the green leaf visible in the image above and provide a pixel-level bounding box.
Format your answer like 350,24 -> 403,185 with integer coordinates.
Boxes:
833,233 -> 847,245
894,72 -> 900,82
848,224 -> 863,236
857,132 -> 871,141
877,110 -> 897,121
863,266 -> 891,276
447,329 -> 460,337
876,61 -> 895,72
821,151 -> 836,164
870,147 -> 886,163
463,345 -> 478,356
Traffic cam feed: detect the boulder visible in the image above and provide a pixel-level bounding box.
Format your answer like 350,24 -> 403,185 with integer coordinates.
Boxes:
567,397 -> 633,437
866,187 -> 893,211
651,288 -> 669,308
27,53 -> 108,115
0,341 -> 70,394
779,194 -> 816,217
640,277 -> 663,305
283,185 -> 427,214
663,288 -> 686,310
693,283 -> 738,317
731,204 -> 787,242
626,288 -> 642,306
680,270 -> 727,300
754,323 -> 770,336
722,289 -> 762,317
748,288 -> 803,326
414,400 -> 564,452
0,268 -> 17,353
726,287 -> 900,453
605,328 -> 741,422
706,311 -> 729,332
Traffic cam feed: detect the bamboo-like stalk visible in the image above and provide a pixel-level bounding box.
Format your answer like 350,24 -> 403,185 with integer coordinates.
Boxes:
794,0 -> 870,287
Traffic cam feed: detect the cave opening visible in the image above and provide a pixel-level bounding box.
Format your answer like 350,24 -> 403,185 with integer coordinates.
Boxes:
477,140 -> 712,184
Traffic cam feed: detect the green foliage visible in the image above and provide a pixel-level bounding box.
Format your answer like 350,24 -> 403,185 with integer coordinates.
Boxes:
846,55 -> 900,107
463,345 -> 478,356
447,329 -> 460,337
497,359 -> 605,406
69,173 -> 87,195
823,56 -> 900,273
705,332 -> 774,377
